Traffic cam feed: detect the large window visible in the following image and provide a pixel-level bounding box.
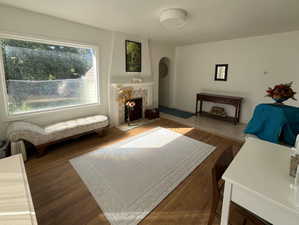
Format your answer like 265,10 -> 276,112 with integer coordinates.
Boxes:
0,36 -> 99,116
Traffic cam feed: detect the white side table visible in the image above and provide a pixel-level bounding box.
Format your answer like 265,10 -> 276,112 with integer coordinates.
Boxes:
221,137 -> 299,225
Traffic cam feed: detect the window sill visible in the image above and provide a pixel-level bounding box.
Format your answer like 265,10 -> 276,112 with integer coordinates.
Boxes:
3,102 -> 103,122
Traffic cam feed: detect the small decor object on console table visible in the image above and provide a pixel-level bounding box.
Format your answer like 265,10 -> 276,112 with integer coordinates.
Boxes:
266,81 -> 296,104
210,106 -> 227,117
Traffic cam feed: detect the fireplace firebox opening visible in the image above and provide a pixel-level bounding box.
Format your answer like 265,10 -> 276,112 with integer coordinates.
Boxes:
125,97 -> 143,122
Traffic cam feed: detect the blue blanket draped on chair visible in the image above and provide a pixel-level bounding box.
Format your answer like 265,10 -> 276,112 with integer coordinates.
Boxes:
245,104 -> 299,146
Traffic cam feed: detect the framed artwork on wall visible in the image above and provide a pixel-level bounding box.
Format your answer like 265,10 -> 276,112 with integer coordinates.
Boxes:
125,40 -> 142,72
214,64 -> 228,81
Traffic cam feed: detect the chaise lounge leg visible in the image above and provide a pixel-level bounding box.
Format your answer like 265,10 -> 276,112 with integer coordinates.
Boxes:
95,128 -> 107,137
36,145 -> 47,157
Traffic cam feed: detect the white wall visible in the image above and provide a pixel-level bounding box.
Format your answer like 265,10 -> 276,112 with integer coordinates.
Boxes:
150,41 -> 176,108
175,31 -> 299,123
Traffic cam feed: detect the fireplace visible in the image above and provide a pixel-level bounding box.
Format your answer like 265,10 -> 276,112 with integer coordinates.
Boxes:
125,98 -> 143,122
110,82 -> 154,126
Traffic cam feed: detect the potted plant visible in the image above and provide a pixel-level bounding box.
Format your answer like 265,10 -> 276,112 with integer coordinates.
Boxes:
266,82 -> 297,104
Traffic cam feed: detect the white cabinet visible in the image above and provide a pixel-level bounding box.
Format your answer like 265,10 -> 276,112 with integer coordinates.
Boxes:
0,154 -> 37,225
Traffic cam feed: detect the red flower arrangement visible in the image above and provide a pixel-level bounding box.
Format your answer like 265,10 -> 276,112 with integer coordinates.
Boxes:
266,82 -> 297,103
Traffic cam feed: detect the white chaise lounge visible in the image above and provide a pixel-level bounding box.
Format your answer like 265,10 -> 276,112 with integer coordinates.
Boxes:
7,115 -> 109,160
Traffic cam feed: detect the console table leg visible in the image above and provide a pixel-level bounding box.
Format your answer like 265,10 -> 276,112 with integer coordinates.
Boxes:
195,98 -> 198,115
237,104 -> 241,123
234,105 -> 239,125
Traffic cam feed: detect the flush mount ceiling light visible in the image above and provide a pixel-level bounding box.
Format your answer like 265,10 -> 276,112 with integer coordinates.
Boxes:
160,8 -> 188,30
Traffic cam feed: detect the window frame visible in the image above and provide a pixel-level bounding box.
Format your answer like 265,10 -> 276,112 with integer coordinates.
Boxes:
0,32 -> 101,121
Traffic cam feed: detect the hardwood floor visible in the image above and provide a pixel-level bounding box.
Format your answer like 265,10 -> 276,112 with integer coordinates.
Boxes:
25,118 -> 245,225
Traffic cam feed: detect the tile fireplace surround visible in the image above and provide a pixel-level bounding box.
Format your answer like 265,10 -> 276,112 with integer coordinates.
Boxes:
110,82 -> 154,126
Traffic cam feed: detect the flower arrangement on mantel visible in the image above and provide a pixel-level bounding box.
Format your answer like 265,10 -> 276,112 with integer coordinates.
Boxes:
117,87 -> 136,125
266,82 -> 297,104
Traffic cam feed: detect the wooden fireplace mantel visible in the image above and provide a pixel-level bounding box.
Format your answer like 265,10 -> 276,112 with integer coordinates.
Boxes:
195,93 -> 243,124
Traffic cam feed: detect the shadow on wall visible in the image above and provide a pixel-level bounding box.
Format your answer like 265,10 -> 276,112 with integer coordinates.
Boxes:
159,57 -> 170,107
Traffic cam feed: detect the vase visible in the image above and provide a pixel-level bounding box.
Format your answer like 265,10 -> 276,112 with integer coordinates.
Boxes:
273,97 -> 289,104
127,107 -> 132,126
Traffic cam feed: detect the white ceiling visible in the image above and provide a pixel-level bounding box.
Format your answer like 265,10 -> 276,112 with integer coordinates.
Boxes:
1,0 -> 299,45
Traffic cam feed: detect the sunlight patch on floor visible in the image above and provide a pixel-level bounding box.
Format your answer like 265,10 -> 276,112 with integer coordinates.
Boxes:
160,112 -> 246,141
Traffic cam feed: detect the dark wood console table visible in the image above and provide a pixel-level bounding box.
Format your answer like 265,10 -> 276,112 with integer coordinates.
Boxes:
195,93 -> 243,124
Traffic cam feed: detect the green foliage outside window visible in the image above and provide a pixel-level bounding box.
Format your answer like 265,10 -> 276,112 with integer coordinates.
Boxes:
0,39 -> 93,81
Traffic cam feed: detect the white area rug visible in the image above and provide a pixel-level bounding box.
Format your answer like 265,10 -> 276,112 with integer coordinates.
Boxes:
70,127 -> 215,225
